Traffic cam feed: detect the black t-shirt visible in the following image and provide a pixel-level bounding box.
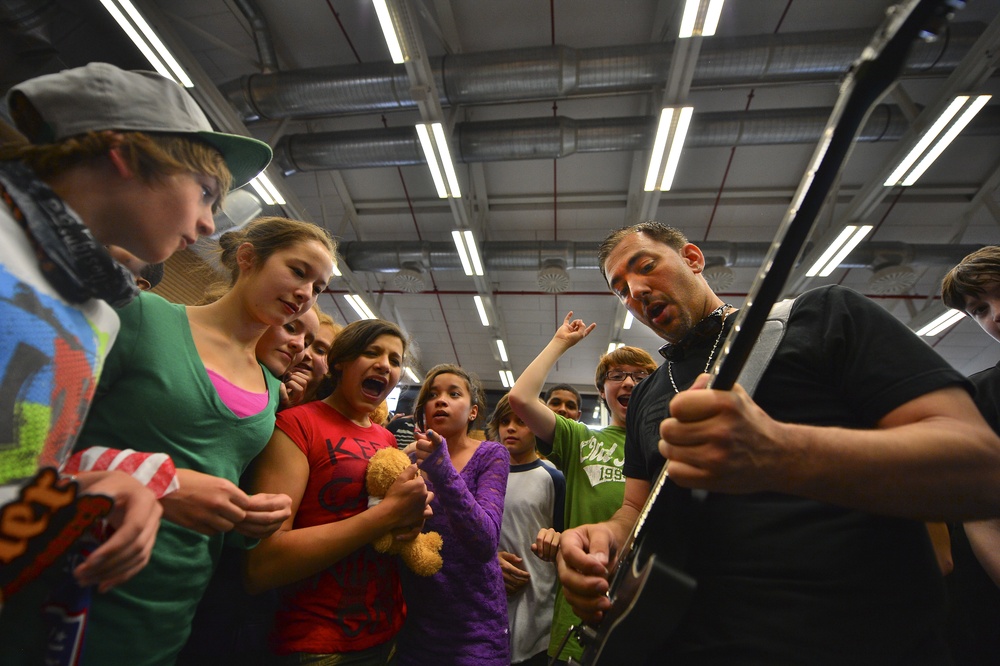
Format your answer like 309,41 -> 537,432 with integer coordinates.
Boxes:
944,361 -> 1000,665
624,285 -> 967,664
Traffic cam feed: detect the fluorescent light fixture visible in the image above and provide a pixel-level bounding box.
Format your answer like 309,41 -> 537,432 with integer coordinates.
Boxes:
464,231 -> 484,275
386,386 -> 401,412
496,339 -> 508,363
416,124 -> 448,198
473,295 -> 490,326
249,173 -> 286,206
644,106 -> 694,191
405,367 -> 420,383
499,370 -> 511,388
503,370 -> 515,387
805,225 -> 873,277
679,0 -> 726,38
331,260 -> 342,277
915,309 -> 965,337
100,0 -> 194,87
452,230 -> 484,277
452,230 -> 473,275
372,0 -> 405,64
344,294 -> 376,320
432,123 -> 462,198
885,94 -> 992,187
623,311 -> 634,330
416,123 -> 461,198
607,342 -> 625,354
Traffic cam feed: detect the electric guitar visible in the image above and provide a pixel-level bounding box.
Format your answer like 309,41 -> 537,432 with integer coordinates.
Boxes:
568,1 -> 966,664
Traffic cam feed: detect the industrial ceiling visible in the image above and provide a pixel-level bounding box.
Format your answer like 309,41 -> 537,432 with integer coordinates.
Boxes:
3,0 -> 1000,414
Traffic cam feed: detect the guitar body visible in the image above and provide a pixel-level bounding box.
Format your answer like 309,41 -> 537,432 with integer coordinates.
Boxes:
574,552 -> 696,666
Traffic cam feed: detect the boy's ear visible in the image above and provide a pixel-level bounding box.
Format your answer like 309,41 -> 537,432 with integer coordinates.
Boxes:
107,144 -> 135,180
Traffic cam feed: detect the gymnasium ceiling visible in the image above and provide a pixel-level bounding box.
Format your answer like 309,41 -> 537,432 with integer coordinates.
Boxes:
3,0 -> 1000,409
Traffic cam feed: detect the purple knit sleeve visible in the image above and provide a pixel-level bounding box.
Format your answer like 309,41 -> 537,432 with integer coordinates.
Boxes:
420,439 -> 509,562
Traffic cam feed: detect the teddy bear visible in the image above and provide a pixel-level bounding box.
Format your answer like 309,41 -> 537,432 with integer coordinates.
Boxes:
365,447 -> 444,577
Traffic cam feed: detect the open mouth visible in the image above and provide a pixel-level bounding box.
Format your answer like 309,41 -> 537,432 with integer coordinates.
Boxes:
361,376 -> 387,398
646,302 -> 665,321
617,394 -> 631,408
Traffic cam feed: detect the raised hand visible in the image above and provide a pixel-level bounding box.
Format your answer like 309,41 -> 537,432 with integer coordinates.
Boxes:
554,311 -> 597,347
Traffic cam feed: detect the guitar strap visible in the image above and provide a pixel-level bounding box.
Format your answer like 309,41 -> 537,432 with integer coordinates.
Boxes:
734,297 -> 795,398
635,298 -> 797,605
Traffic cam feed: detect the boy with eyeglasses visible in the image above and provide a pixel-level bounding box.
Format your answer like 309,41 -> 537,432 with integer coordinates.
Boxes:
508,312 -> 656,664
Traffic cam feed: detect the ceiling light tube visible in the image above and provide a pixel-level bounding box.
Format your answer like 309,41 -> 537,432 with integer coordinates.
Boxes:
331,260 -> 342,277
416,124 -> 448,198
901,94 -> 991,187
431,123 -> 462,198
344,294 -> 376,320
815,225 -> 872,277
678,0 -> 701,38
644,106 -> 694,192
702,0 -> 726,36
115,0 -> 193,87
372,0 -> 405,64
405,367 -> 420,383
503,370 -> 515,387
806,225 -> 862,277
499,370 -> 511,388
915,309 -> 965,337
473,295 -> 490,326
660,106 -> 693,191
100,0 -> 187,87
607,341 -> 624,354
679,0 -> 726,38
452,230 -> 473,275
463,230 -> 484,276
623,311 -> 634,330
249,176 -> 276,206
253,173 -> 286,206
496,339 -> 508,363
644,108 -> 675,191
884,95 -> 970,186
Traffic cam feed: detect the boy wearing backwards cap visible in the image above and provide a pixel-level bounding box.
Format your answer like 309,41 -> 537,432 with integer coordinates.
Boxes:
0,62 -> 271,663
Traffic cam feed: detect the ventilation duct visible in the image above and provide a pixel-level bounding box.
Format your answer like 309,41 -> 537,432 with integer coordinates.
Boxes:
339,240 -> 982,274
221,24 -> 982,122
275,106 -> 1000,174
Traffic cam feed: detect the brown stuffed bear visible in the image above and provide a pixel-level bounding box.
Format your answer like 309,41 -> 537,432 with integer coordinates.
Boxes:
365,447 -> 443,577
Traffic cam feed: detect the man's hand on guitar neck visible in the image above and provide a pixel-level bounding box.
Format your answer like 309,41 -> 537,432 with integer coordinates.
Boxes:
658,372 -> 788,495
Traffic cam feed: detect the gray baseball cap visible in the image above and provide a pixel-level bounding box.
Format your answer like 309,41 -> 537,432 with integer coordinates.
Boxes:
7,62 -> 272,191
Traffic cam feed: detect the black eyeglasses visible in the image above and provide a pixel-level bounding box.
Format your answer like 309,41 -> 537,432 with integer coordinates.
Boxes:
605,370 -> 650,383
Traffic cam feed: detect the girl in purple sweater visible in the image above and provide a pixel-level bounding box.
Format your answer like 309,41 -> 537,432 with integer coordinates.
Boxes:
397,364 -> 511,665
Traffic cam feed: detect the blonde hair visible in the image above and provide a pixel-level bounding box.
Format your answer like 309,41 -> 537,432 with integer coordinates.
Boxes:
0,130 -> 232,203
316,307 -> 343,337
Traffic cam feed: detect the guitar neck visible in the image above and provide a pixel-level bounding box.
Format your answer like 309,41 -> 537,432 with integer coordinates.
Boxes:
708,0 -> 961,391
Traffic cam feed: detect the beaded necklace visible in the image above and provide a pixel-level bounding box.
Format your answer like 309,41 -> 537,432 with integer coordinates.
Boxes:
666,303 -> 733,394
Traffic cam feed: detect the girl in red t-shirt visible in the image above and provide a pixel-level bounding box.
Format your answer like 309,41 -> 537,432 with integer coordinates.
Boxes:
246,319 -> 432,664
